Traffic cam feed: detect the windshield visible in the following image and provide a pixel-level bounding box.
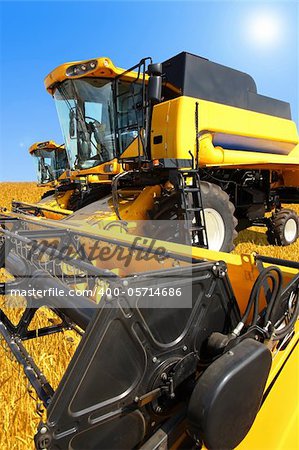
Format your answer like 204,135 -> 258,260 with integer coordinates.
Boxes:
32,148 -> 69,185
54,78 -> 143,170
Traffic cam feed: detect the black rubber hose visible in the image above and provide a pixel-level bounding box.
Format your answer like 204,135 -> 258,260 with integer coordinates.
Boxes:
262,269 -> 283,325
242,266 -> 283,327
273,290 -> 299,340
252,273 -> 277,326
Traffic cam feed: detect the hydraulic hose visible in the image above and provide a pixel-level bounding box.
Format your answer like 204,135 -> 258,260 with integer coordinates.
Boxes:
272,289 -> 299,341
240,265 -> 299,342
242,266 -> 282,325
261,269 -> 283,325
233,266 -> 283,337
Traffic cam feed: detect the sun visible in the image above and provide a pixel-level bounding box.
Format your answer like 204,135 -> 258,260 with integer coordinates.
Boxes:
246,12 -> 283,47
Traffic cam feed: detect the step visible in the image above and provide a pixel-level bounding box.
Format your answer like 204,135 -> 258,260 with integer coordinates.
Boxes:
181,187 -> 201,193
189,226 -> 205,232
185,207 -> 203,212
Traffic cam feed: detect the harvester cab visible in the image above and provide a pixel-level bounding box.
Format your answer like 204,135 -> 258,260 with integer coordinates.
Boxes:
16,58 -> 148,220
44,52 -> 299,252
29,140 -> 69,186
45,57 -> 147,174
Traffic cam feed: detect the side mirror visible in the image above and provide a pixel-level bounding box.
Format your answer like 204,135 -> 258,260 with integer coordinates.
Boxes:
147,63 -> 162,76
148,75 -> 162,104
69,109 -> 76,138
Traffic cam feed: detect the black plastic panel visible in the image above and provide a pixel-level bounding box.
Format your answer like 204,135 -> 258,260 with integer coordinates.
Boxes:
70,319 -> 145,414
187,339 -> 272,450
162,52 -> 291,119
70,411 -> 146,450
38,262 -> 240,450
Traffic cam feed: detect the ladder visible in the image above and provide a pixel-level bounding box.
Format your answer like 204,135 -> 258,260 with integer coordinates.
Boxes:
178,170 -> 209,248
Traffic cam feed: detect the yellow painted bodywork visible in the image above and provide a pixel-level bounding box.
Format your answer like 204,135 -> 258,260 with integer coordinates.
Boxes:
62,186 -> 161,228
119,185 -> 161,220
236,325 -> 299,450
71,158 -> 122,178
39,189 -> 77,217
121,136 -> 145,159
45,57 -> 148,94
150,96 -> 299,173
22,193 -> 74,219
13,199 -> 72,219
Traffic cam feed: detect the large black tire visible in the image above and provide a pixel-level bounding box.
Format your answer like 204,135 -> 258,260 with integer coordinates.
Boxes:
267,208 -> 299,246
150,181 -> 238,252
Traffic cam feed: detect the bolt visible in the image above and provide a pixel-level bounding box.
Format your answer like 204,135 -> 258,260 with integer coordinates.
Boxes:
134,396 -> 139,403
227,351 -> 234,356
40,427 -> 47,435
182,345 -> 187,351
152,356 -> 158,363
155,406 -> 162,413
123,280 -> 128,287
161,372 -> 167,381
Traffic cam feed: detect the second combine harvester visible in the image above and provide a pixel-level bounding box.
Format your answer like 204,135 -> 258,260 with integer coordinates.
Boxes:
27,51 -> 299,251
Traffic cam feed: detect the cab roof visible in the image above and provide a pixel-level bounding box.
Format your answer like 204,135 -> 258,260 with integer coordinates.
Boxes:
44,57 -> 145,95
29,141 -> 65,154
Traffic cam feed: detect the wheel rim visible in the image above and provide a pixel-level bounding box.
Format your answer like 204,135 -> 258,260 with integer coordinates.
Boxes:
202,208 -> 226,251
284,218 -> 298,243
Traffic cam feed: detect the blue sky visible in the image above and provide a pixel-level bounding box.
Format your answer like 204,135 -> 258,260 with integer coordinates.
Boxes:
0,0 -> 298,181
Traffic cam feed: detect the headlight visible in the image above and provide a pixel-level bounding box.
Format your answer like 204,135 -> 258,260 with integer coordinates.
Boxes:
66,60 -> 98,77
37,141 -> 50,148
104,164 -> 114,173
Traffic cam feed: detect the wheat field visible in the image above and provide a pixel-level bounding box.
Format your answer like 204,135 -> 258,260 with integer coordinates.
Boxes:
0,182 -> 299,449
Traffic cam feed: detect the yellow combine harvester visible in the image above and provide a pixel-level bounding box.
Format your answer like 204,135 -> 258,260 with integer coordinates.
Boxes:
29,140 -> 69,187
1,52 -> 299,449
11,140 -> 74,219
12,138 -> 121,219
41,52 -> 299,251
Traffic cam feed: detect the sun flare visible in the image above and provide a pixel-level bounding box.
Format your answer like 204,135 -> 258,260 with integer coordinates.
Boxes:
246,12 -> 283,47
